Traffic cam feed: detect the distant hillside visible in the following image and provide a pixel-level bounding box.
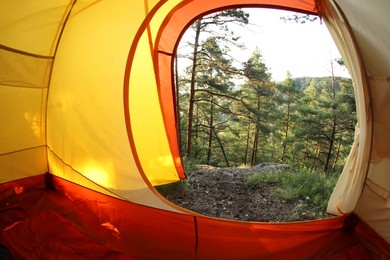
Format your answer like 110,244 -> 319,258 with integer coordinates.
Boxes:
292,76 -> 352,92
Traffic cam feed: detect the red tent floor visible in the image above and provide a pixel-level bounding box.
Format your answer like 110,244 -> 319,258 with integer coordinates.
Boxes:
0,173 -> 389,259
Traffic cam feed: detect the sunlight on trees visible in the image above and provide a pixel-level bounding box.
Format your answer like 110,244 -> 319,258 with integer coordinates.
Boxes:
175,8 -> 355,173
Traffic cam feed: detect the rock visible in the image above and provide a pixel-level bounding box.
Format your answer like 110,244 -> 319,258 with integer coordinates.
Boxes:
303,213 -> 317,220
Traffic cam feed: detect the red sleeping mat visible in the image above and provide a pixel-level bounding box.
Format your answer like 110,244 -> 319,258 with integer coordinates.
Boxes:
0,209 -> 131,259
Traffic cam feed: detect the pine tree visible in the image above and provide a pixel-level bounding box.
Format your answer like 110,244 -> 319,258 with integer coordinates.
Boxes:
241,49 -> 273,165
178,9 -> 250,159
276,72 -> 301,163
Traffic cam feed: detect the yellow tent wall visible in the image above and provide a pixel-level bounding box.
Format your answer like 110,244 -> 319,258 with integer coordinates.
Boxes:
46,0 -> 182,210
0,0 -> 65,182
0,0 -> 184,210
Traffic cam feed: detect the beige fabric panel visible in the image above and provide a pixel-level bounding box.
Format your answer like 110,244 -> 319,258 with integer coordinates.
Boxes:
0,147 -> 47,183
356,77 -> 390,243
368,77 -> 390,188
326,0 -> 390,242
355,179 -> 390,243
325,0 -> 372,215
112,188 -> 182,213
335,0 -> 390,76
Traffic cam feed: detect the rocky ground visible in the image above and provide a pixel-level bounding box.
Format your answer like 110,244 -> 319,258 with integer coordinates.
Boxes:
158,163 -> 332,222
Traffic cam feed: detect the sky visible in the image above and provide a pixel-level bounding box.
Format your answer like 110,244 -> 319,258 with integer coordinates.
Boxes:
178,8 -> 351,82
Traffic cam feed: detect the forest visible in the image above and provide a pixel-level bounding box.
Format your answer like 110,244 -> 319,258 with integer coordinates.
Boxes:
175,9 -> 356,173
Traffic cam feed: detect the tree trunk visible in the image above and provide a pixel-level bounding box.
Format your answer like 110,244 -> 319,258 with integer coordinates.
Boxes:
323,62 -> 338,172
251,95 -> 261,166
207,100 -> 214,164
211,127 -> 229,167
251,126 -> 259,166
270,134 -> 276,161
324,121 -> 336,172
175,55 -> 184,154
244,121 -> 251,165
332,138 -> 342,172
281,101 -> 291,162
303,139 -> 310,169
185,20 -> 202,157
312,142 -> 321,170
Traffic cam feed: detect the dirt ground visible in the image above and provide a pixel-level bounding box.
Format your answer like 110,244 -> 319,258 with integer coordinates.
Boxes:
158,163 -> 331,222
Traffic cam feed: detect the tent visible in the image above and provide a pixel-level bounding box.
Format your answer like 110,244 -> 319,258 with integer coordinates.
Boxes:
1,0 -> 389,258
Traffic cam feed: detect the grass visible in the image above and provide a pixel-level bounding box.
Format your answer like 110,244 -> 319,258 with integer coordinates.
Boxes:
155,157 -> 195,198
238,164 -> 251,169
246,168 -> 339,214
155,180 -> 189,198
181,156 -> 201,174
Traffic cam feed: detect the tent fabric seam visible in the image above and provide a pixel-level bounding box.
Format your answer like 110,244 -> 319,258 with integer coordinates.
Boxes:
0,44 -> 53,59
46,148 -> 124,199
0,84 -> 49,90
365,178 -> 390,200
0,145 -> 46,157
44,0 -> 78,173
193,216 -> 199,259
123,0 -> 172,189
154,26 -> 186,179
368,75 -> 390,81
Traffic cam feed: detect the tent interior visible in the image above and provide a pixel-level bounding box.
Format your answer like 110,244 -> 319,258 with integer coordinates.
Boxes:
1,0 -> 390,259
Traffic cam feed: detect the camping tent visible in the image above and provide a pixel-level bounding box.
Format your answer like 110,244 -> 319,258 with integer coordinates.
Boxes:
1,0 -> 390,258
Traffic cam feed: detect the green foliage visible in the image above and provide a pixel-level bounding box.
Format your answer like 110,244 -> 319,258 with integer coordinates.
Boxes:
246,169 -> 339,214
245,171 -> 283,188
155,180 -> 189,198
155,156 -> 200,198
182,156 -> 201,174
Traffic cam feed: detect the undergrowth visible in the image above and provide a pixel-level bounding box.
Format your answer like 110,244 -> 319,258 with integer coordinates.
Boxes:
155,180 -> 189,198
246,169 -> 339,215
155,157 -> 197,198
